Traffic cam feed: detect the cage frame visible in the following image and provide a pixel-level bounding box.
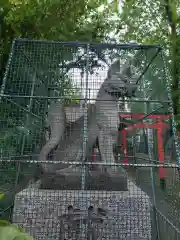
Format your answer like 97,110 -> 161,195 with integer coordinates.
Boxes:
0,38 -> 180,239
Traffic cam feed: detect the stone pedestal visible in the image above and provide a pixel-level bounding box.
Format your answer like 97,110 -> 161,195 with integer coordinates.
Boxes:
40,167 -> 128,191
13,181 -> 151,240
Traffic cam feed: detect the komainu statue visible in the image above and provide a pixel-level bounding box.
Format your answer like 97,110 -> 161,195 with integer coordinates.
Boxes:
38,56 -> 139,189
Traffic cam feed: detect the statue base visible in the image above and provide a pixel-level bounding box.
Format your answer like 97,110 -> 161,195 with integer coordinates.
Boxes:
40,167 -> 128,191
12,181 -> 151,239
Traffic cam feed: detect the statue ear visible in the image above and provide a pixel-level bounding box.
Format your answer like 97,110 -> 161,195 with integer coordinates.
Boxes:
120,58 -> 131,77
107,60 -> 120,79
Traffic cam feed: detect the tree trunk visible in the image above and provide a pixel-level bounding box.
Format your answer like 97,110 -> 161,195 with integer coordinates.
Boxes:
164,0 -> 179,116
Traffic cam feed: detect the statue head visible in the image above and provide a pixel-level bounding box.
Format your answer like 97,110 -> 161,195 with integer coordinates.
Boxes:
106,58 -> 140,98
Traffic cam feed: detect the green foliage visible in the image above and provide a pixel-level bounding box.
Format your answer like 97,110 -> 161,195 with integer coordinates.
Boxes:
119,1 -> 168,45
0,193 -> 4,200
0,220 -> 34,240
0,0 -> 116,73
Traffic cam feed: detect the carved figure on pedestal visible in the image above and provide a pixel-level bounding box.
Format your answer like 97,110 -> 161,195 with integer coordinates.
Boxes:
38,56 -> 140,180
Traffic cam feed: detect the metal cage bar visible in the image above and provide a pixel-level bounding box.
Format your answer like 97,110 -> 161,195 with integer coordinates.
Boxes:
0,39 -> 180,240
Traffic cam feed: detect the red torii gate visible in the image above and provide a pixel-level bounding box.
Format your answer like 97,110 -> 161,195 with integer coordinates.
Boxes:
119,113 -> 172,180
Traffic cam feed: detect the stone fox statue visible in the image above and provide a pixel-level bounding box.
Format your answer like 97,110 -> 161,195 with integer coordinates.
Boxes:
39,57 -> 140,176
94,59 -> 138,174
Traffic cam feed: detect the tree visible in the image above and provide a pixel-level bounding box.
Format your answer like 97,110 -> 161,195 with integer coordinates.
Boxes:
118,0 -> 180,118
0,0 -> 117,82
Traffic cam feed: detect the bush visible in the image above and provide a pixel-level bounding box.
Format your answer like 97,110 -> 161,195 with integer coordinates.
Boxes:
0,193 -> 34,240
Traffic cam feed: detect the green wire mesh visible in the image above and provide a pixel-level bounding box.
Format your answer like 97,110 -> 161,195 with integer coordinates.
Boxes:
0,39 -> 180,239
